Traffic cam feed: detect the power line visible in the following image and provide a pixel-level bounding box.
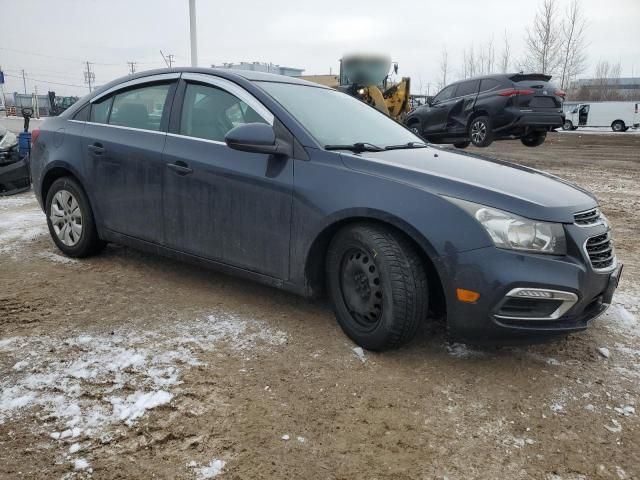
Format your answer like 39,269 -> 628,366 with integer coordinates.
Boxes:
0,47 -> 119,66
4,73 -> 86,89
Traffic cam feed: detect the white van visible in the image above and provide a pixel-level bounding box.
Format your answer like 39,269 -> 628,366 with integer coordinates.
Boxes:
563,102 -> 639,131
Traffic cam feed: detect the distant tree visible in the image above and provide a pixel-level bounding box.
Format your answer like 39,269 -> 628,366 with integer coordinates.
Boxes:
559,0 -> 588,90
500,30 -> 511,73
439,47 -> 449,89
521,0 -> 563,76
592,60 -> 622,100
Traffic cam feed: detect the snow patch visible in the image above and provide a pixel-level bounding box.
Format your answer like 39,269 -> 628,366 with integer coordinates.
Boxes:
194,459 -> 226,479
38,250 -> 79,264
352,346 -> 366,363
0,312 -> 286,449
0,200 -> 47,255
447,342 -> 482,359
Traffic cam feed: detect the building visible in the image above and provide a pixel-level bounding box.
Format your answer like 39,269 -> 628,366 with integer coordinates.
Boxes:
569,77 -> 640,101
211,62 -> 304,77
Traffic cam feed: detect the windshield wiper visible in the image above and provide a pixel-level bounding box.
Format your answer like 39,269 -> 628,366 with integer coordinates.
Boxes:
324,142 -> 385,153
384,141 -> 429,150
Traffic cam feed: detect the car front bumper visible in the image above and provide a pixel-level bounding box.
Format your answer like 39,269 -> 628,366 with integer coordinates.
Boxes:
443,241 -> 621,345
0,154 -> 31,196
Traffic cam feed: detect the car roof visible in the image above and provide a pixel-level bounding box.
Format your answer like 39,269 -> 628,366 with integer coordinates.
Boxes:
62,67 -> 327,118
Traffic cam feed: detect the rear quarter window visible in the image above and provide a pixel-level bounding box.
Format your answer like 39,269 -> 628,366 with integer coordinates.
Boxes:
479,79 -> 501,92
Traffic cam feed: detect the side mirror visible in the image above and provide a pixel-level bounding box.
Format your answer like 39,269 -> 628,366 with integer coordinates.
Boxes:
225,123 -> 279,155
572,108 -> 578,114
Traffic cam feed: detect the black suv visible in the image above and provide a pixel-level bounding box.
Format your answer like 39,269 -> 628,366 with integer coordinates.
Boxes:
405,74 -> 565,148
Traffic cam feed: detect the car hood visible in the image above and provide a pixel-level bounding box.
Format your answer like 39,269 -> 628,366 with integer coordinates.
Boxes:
339,146 -> 597,223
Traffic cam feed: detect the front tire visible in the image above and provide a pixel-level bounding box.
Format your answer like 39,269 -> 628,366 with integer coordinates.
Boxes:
612,120 -> 625,132
469,116 -> 493,147
45,177 -> 105,257
326,223 -> 428,351
520,131 -> 547,147
453,141 -> 470,149
408,121 -> 423,138
563,120 -> 574,130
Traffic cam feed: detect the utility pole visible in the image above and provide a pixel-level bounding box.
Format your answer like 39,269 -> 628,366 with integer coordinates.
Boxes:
127,61 -> 137,75
160,50 -> 174,68
189,0 -> 198,67
34,85 -> 40,119
21,69 -> 27,94
83,61 -> 95,92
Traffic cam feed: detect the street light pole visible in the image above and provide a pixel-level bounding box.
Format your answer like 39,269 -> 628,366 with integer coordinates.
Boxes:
189,0 -> 198,67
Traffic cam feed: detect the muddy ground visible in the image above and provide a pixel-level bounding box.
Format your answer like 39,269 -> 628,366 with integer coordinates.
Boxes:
0,132 -> 639,479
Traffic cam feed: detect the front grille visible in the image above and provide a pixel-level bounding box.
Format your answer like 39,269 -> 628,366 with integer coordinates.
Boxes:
585,232 -> 615,270
574,208 -> 601,226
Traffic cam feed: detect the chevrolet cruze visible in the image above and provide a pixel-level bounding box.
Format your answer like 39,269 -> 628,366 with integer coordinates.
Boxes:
29,68 -> 621,350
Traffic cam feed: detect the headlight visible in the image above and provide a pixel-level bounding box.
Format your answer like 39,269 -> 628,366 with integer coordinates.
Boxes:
448,198 -> 566,255
0,131 -> 17,150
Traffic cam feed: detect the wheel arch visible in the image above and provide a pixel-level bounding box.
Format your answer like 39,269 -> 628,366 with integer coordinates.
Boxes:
303,211 -> 448,318
40,162 -> 102,234
467,109 -> 489,129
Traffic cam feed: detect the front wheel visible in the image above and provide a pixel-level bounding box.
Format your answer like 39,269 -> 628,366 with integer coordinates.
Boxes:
520,131 -> 547,147
326,224 -> 428,351
562,120 -> 574,130
45,177 -> 105,257
469,116 -> 494,147
453,141 -> 470,149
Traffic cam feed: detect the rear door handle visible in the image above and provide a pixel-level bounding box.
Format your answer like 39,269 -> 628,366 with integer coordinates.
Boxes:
88,142 -> 105,155
167,161 -> 193,175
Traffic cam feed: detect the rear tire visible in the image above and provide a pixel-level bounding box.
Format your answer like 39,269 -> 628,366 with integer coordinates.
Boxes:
453,141 -> 470,149
45,177 -> 105,257
468,116 -> 493,147
520,131 -> 547,147
408,121 -> 423,138
612,120 -> 625,132
562,120 -> 574,130
326,223 -> 428,351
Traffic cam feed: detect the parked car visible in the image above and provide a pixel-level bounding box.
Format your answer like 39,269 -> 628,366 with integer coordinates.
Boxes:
563,102 -> 639,131
0,124 -> 31,196
30,68 -> 621,350
405,73 -> 566,148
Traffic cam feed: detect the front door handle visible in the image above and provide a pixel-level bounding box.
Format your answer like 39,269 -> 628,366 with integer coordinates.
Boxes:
167,161 -> 193,175
88,142 -> 105,155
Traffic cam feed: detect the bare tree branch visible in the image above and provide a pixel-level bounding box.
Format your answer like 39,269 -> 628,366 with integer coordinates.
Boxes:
559,0 -> 588,90
521,0 -> 563,76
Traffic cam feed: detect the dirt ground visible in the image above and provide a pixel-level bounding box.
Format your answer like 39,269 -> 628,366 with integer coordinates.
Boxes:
1,132 -> 639,479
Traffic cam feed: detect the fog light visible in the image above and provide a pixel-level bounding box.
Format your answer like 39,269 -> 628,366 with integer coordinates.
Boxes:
457,288 -> 480,303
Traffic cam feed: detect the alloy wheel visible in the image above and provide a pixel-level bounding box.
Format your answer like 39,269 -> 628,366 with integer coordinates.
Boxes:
50,190 -> 83,246
471,120 -> 487,144
339,247 -> 383,330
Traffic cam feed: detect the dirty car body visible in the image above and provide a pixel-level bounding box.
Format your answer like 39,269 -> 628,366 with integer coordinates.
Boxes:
0,125 -> 30,196
29,68 -> 620,347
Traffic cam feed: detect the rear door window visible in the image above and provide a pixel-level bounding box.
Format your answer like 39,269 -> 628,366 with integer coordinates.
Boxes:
479,78 -> 501,93
179,83 -> 269,142
456,80 -> 480,97
433,85 -> 456,103
108,84 -> 172,131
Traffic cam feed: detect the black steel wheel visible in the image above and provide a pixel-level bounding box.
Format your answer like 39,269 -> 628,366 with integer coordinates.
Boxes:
326,223 -> 429,351
612,120 -> 625,132
562,120 -> 574,131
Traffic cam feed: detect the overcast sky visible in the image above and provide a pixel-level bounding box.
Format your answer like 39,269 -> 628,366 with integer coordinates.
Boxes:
1,0 -> 639,97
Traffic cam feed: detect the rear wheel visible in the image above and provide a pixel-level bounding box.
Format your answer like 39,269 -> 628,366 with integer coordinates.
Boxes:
45,177 -> 105,257
453,141 -> 470,149
326,223 -> 428,351
612,120 -> 625,132
520,131 -> 547,147
562,120 -> 574,130
469,116 -> 493,147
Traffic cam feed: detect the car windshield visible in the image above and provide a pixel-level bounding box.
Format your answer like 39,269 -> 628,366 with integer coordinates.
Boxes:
257,81 -> 421,149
